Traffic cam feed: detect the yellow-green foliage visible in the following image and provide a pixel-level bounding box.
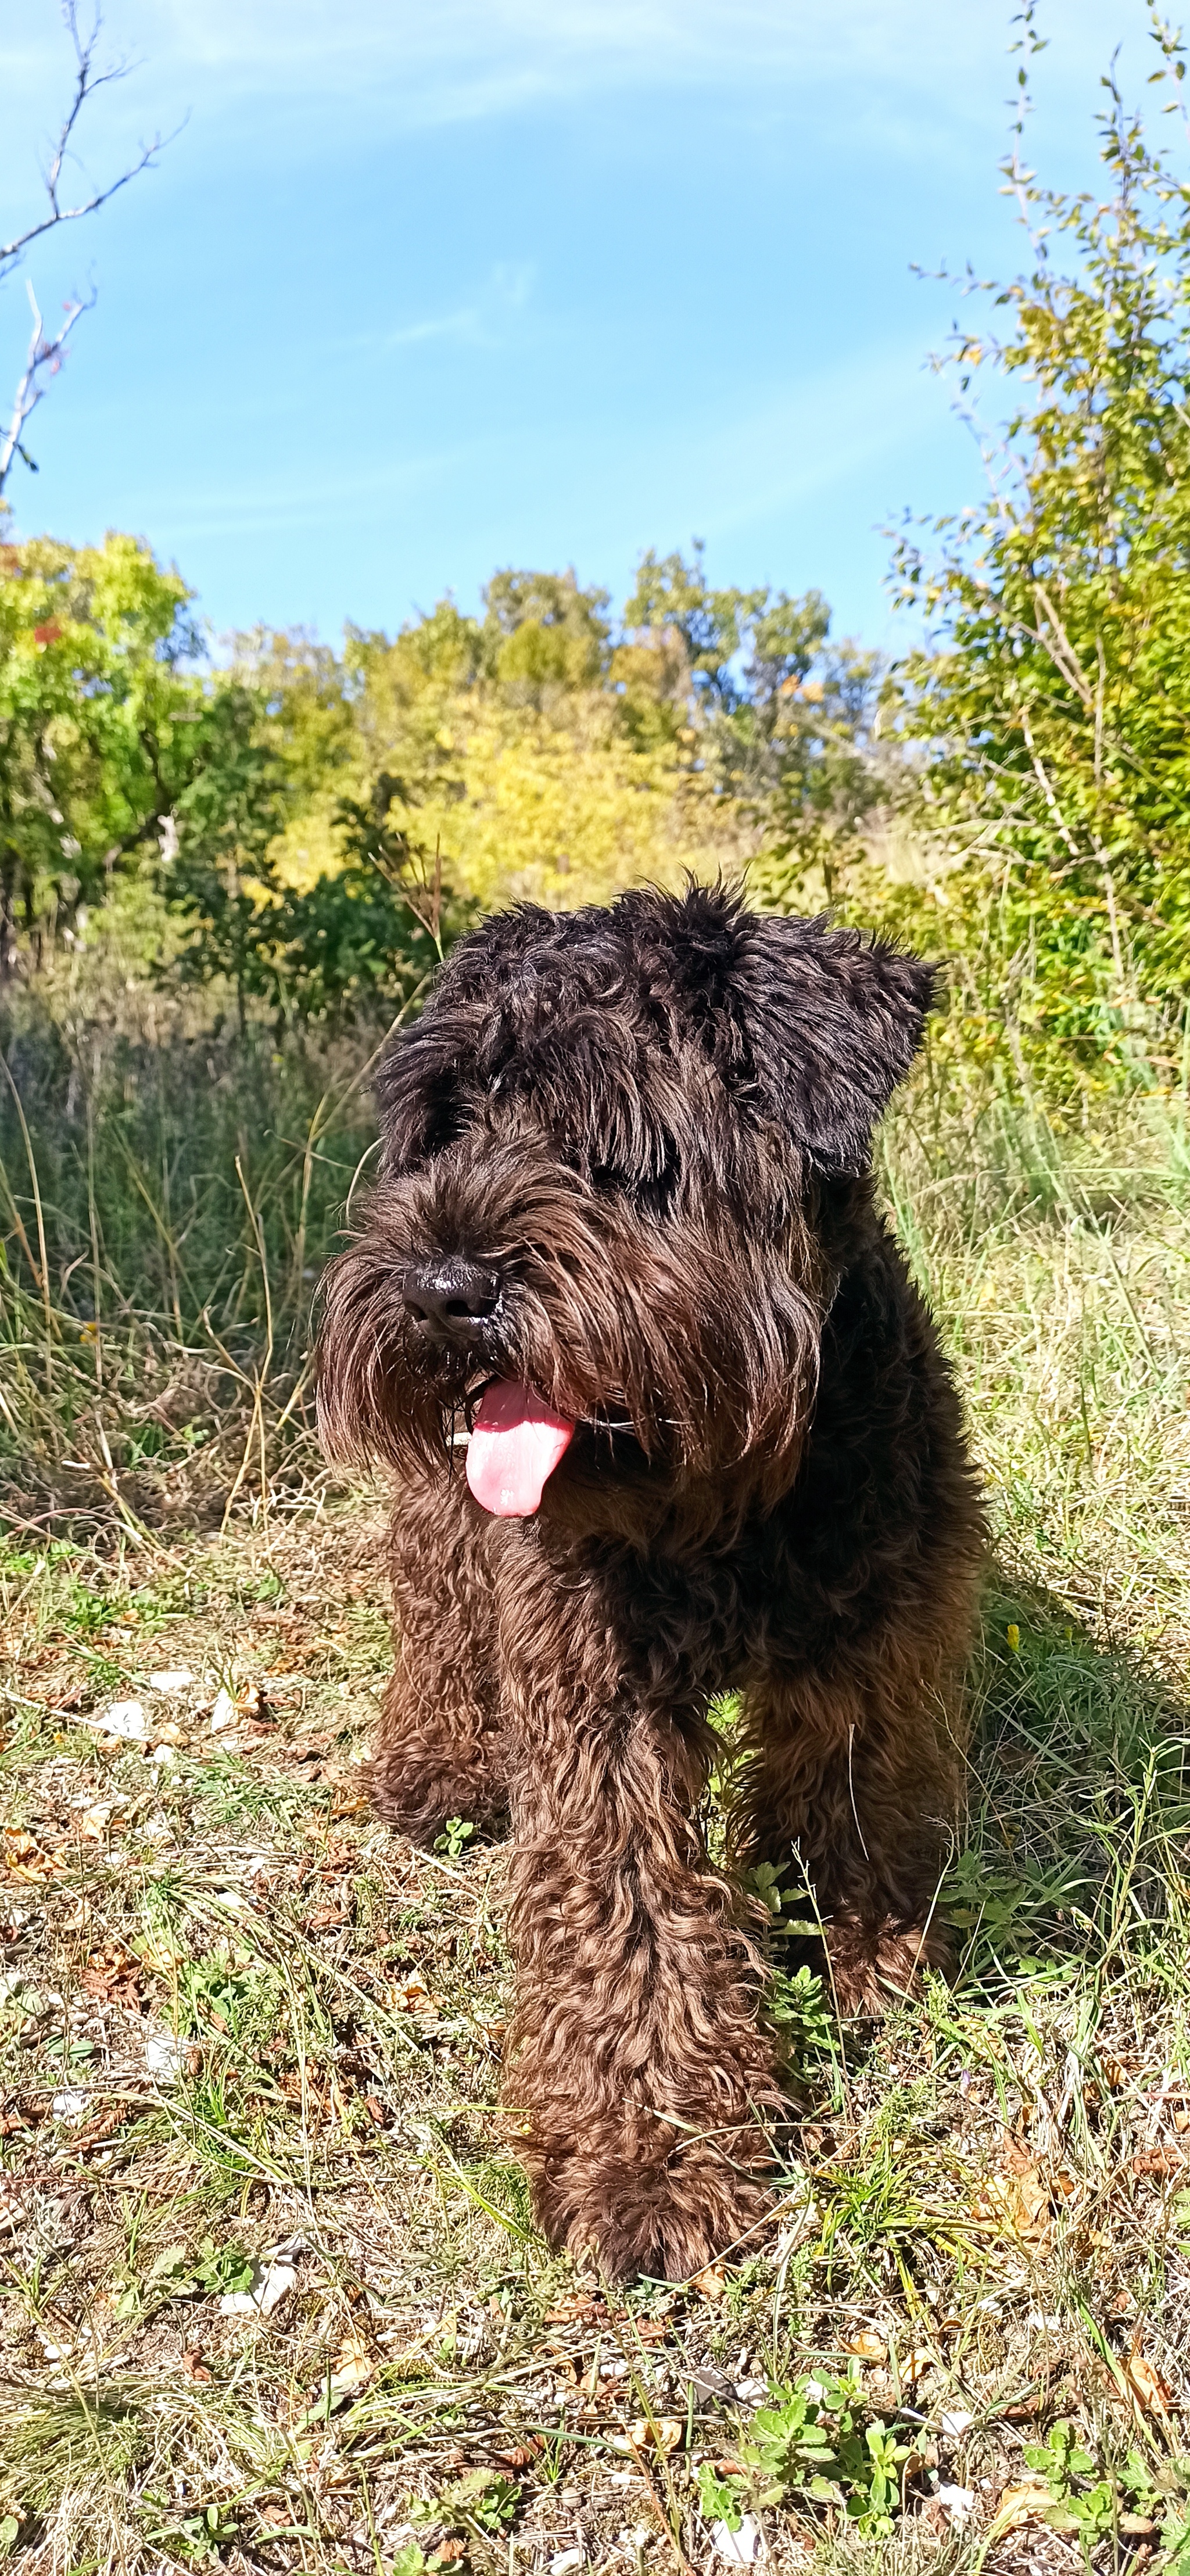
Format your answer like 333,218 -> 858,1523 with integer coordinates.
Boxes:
246,578 -> 763,917
356,688 -> 749,914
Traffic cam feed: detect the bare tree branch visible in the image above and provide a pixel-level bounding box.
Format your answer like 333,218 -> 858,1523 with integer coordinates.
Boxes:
1,3 -> 175,497
0,5 -> 165,280
0,282 -> 90,495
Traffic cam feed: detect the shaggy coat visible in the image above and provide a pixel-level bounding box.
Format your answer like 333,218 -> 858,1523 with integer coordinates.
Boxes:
318,884 -> 984,2283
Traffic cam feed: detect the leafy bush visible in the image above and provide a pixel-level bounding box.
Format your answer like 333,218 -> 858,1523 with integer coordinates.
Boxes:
880,6 -> 1190,1093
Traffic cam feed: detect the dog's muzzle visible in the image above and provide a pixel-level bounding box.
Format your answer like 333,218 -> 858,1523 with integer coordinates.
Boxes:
402,1256 -> 501,1350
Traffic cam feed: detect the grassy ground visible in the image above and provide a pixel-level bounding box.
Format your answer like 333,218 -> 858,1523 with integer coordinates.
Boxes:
2,1034 -> 1190,2575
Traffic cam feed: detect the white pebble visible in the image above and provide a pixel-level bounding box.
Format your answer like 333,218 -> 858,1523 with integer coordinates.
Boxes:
711,2520 -> 761,2567
98,1700 -> 146,1739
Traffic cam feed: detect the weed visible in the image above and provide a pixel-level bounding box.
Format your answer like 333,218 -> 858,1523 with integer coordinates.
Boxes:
433,1817 -> 476,1861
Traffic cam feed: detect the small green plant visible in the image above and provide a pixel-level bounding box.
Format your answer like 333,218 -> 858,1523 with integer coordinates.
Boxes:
769,1963 -> 839,2068
747,1860 -> 787,1919
141,2500 -> 240,2566
944,1844 -> 1091,1982
409,2469 -> 519,2541
1023,2423 -> 1117,2542
433,1815 -> 476,1860
695,2461 -> 746,2532
177,1946 -> 281,2044
702,2367 -> 913,2540
115,2237 -> 256,2317
1017,2424 -> 1190,2557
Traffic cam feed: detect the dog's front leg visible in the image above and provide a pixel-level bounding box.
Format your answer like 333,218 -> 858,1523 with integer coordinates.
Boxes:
498,1579 -> 779,2283
367,1470 -> 507,1843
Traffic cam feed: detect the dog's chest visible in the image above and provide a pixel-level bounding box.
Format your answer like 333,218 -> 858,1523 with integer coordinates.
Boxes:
600,1534 -> 811,1699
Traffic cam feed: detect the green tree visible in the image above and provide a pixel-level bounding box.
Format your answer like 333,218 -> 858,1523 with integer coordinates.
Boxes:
482,567 -> 611,698
163,686 -> 289,1033
231,626 -> 356,806
886,2 -> 1190,1088
0,528 -> 195,968
623,542 -> 890,888
622,539 -> 765,714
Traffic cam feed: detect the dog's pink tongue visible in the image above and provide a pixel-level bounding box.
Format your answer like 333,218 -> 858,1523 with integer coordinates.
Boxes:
466,1380 -> 575,1518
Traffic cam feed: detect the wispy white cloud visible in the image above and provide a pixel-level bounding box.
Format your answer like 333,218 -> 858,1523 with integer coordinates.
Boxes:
109,442 -> 478,544
1,0 -> 1139,139
382,309 -> 483,351
138,0 -> 1129,101
526,335 -> 956,575
356,263 -> 535,356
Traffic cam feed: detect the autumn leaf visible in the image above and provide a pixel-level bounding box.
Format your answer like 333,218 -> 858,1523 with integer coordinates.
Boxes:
973,2152 -> 1051,2244
987,2480 -> 1054,2539
1123,2341 -> 1173,2419
614,2417 -> 684,2456
331,2328 -> 374,2391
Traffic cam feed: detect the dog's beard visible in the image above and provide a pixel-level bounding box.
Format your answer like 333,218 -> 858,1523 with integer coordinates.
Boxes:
317,1155 -> 828,1509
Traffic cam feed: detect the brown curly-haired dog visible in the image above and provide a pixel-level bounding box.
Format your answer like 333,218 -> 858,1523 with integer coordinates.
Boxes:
318,884 -> 984,2283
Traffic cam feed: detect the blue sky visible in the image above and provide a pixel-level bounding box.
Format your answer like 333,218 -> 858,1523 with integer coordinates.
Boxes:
0,0 -> 1160,654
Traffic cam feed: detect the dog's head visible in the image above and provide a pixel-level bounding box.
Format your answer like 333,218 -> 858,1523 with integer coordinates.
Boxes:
317,885 -> 934,1524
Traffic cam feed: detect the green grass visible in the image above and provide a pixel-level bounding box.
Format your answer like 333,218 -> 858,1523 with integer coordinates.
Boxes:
2,991 -> 1190,2570
0,957 -> 388,1543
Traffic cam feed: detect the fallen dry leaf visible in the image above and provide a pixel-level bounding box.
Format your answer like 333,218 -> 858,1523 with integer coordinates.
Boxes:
390,1970 -> 438,2016
331,2328 -> 374,2391
74,1807 -> 113,1843
988,2480 -> 1054,2538
847,2330 -> 886,2363
329,1790 -> 370,1820
220,2258 -> 297,2319
973,2156 -> 1051,2244
543,2295 -> 603,2327
1123,2344 -> 1173,2419
181,2346 -> 212,2384
615,2418 -> 683,2456
692,2264 -> 727,2301
3,1826 -> 66,1883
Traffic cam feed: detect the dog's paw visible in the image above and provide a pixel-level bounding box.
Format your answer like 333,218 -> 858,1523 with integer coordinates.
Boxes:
536,2147 -> 772,2285
825,1914 -> 952,2016
363,1751 -> 508,1847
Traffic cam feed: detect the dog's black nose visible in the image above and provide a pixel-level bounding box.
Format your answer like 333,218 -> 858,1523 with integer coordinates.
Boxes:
402,1257 -> 500,1342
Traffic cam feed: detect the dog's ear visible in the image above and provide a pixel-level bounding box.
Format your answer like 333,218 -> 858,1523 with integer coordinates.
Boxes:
736,915 -> 935,1171
375,1014 -> 466,1174
375,904 -> 561,1174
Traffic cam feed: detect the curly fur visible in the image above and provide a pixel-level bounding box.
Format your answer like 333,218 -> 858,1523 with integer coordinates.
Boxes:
318,884 -> 984,2281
